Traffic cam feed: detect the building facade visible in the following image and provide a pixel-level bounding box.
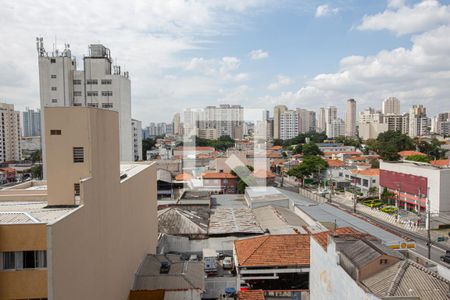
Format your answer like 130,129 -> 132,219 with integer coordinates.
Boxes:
273,105 -> 288,139
382,97 -> 400,115
22,107 -> 41,137
328,118 -> 345,139
280,110 -> 299,140
132,119 -> 143,161
345,99 -> 357,137
37,38 -> 133,176
0,103 -> 21,162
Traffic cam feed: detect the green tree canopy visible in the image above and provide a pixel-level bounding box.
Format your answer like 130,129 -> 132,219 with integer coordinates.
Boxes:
287,155 -> 328,186
405,155 -> 431,163
302,143 -> 323,156
368,131 -> 415,161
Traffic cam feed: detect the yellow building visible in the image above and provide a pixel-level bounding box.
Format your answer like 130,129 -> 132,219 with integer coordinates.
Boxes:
0,107 -> 157,300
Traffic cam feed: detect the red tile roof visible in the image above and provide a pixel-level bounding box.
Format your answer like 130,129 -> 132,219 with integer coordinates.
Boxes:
312,227 -> 365,249
351,168 -> 380,176
271,146 -> 283,151
202,172 -> 237,179
326,159 -> 345,168
398,150 -> 426,157
431,159 -> 450,167
175,146 -> 215,151
175,173 -> 193,181
234,234 -> 310,267
239,290 -> 265,300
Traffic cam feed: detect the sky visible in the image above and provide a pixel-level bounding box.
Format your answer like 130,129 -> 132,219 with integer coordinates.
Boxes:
0,0 -> 450,125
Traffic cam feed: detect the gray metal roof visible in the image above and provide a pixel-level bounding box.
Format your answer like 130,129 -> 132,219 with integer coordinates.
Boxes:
208,207 -> 263,235
253,205 -> 308,234
362,259 -> 450,299
133,254 -> 204,291
0,201 -> 75,224
158,206 -> 210,235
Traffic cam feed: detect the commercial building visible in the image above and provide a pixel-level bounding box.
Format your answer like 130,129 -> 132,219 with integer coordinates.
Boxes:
37,38 -> 133,176
0,102 -> 21,162
382,97 -> 400,115
22,107 -> 41,137
0,107 -> 157,300
380,161 -> 450,214
310,229 -> 449,300
131,119 -> 143,161
345,99 -> 357,137
273,105 -> 288,139
279,110 -> 299,140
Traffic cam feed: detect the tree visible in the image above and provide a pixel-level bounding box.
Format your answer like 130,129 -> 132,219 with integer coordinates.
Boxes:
142,138 -> 157,160
378,144 -> 401,161
30,164 -> 42,179
302,143 -> 323,156
335,136 -> 362,148
231,165 -> 255,194
293,144 -> 303,155
30,150 -> 42,163
368,131 -> 415,161
406,155 -> 431,163
287,155 -> 328,186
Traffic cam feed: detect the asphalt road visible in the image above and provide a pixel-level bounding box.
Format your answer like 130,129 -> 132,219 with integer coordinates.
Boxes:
275,177 -> 449,266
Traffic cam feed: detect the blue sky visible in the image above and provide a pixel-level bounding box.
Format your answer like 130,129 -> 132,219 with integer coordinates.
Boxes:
1,0 -> 450,124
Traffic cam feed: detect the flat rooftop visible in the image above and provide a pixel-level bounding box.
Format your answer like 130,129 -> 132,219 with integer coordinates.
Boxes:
120,163 -> 153,181
0,201 -> 76,224
246,186 -> 289,202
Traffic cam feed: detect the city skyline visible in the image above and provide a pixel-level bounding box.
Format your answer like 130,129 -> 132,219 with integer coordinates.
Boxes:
1,0 -> 450,124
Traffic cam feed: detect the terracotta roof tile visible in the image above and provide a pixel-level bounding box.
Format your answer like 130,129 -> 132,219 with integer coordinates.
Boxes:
326,159 -> 345,168
175,146 -> 215,151
175,173 -> 193,181
252,170 -> 276,178
271,146 -> 283,151
312,227 -> 365,249
398,150 -> 426,157
234,234 -> 310,267
239,290 -> 265,300
351,168 -> 380,176
202,172 -> 237,179
431,159 -> 450,167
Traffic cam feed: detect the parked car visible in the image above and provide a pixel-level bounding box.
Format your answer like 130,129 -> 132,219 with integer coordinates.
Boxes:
160,261 -> 170,274
222,257 -> 233,269
440,250 -> 450,263
189,254 -> 199,262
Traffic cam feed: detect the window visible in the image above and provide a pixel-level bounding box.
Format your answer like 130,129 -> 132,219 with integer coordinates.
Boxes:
73,103 -> 82,107
73,91 -> 82,96
102,103 -> 113,108
87,91 -> 98,96
73,147 -> 84,163
50,58 -> 56,63
87,103 -> 98,108
50,129 -> 61,135
51,87 -> 57,91
379,259 -> 388,264
74,183 -> 80,196
101,79 -> 112,85
2,252 -> 15,270
51,74 -> 57,79
51,99 -> 57,103
101,91 -> 113,96
86,79 -> 98,85
73,79 -> 82,85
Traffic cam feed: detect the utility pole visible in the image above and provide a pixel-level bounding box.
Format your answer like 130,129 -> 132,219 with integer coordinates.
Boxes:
426,187 -> 431,259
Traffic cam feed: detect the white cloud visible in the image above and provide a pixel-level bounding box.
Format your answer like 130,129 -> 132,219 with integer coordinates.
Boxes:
358,0 -> 450,35
184,56 -> 248,82
248,49 -> 269,60
0,0 -> 275,123
268,75 -> 294,90
264,25 -> 450,115
315,4 -> 339,18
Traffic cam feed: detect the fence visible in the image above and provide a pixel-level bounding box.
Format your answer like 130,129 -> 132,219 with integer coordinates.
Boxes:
298,187 -> 328,204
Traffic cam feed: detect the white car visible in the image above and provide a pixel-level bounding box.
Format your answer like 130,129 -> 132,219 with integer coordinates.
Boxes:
222,257 -> 233,269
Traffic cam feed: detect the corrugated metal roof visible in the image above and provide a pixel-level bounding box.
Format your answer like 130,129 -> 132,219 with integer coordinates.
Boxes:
362,259 -> 450,299
208,207 -> 263,235
158,207 -> 209,235
253,206 -> 307,234
133,254 -> 204,291
0,212 -> 37,224
0,201 -> 75,224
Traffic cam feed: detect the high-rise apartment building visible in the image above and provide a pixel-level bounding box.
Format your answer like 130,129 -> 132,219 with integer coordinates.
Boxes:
22,107 -> 41,137
317,107 -> 326,133
382,97 -> 401,115
0,102 -> 21,162
131,119 -> 143,161
0,107 -> 157,299
345,99 -> 357,137
172,112 -> 181,136
297,109 -> 316,133
325,106 -> 338,137
408,105 -> 430,138
37,38 -> 133,178
328,118 -> 345,139
273,105 -> 288,139
280,110 -> 299,140
437,112 -> 450,135
358,108 -> 388,140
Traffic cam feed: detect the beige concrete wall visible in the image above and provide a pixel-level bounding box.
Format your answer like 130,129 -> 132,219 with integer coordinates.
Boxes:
0,269 -> 47,300
0,223 -> 47,252
45,107 -> 157,300
45,107 -> 93,206
358,254 -> 401,281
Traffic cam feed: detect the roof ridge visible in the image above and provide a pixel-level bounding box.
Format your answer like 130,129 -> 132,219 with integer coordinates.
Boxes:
387,260 -> 409,296
406,259 -> 450,284
176,209 -> 208,232
241,235 -> 270,265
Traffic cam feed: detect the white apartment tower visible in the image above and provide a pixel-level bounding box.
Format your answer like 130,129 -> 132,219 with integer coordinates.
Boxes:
328,118 -> 345,139
317,107 -> 326,133
37,38 -> 133,177
382,97 -> 401,115
22,107 -> 41,137
325,106 -> 338,137
280,110 -> 299,140
408,105 -> 430,138
131,119 -> 143,161
273,105 -> 288,139
0,102 -> 21,162
345,99 -> 357,137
